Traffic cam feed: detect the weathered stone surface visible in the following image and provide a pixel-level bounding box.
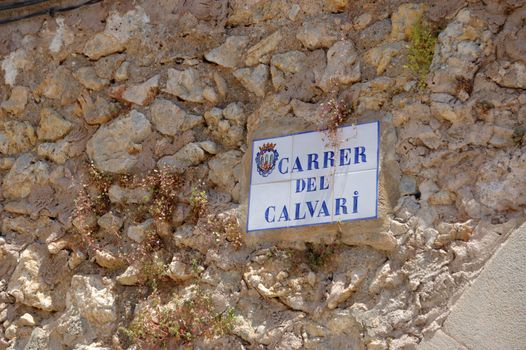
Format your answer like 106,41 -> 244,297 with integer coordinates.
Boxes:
167,256 -> 195,282
1,48 -> 30,86
441,223 -> 526,350
158,142 -> 206,172
127,219 -> 154,243
86,110 -> 152,173
325,0 -> 350,13
79,95 -> 120,125
36,66 -> 81,105
271,51 -> 306,74
83,33 -> 125,60
245,31 -> 282,66
108,184 -> 153,204
2,154 -> 49,200
205,36 -> 249,68
37,108 -> 72,141
164,68 -> 205,103
68,275 -> 116,326
390,3 -> 426,41
364,42 -> 404,75
0,121 -> 36,155
121,75 -> 159,106
1,86 -> 28,115
116,265 -> 142,286
233,64 -> 269,97
297,19 -> 339,50
7,244 -> 64,311
149,99 -> 186,136
97,211 -> 123,232
209,150 -> 243,202
73,67 -> 109,91
319,40 -> 361,92
94,250 -> 125,270
37,141 -> 70,164
487,61 -> 526,89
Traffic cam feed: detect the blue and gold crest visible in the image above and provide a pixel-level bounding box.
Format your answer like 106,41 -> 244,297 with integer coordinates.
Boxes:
255,142 -> 279,177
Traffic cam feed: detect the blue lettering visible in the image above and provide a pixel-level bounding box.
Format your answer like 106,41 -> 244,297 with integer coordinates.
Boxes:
291,157 -> 303,173
323,151 -> 334,168
319,175 -> 330,190
306,177 -> 316,192
265,206 -> 275,223
306,201 -> 319,217
318,201 -> 330,217
307,153 -> 319,170
352,191 -> 359,213
294,203 -> 306,220
335,198 -> 348,215
295,179 -> 306,193
339,148 -> 352,166
278,158 -> 289,174
354,147 -> 366,164
278,206 -> 290,221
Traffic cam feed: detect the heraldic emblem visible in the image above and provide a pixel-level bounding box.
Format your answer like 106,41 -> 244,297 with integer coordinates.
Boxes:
255,142 -> 279,177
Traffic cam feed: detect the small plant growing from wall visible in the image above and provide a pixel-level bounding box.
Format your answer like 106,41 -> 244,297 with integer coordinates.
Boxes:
318,98 -> 352,148
119,290 -> 236,349
405,19 -> 438,89
189,183 -> 208,220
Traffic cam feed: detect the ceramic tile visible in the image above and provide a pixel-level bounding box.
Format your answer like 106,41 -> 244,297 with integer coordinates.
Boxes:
331,169 -> 378,222
247,181 -> 291,231
251,135 -> 293,185
288,173 -> 335,227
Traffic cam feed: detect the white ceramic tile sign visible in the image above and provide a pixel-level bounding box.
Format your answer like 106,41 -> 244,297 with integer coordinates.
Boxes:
247,121 -> 380,232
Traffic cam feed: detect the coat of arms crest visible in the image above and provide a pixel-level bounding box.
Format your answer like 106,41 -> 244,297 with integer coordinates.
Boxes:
255,142 -> 279,177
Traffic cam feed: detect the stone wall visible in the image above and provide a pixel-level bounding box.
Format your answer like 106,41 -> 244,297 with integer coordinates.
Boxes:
0,0 -> 525,349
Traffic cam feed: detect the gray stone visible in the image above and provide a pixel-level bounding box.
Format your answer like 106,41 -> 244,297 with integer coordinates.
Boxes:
36,66 -> 81,105
233,64 -> 269,97
158,142 -> 206,173
164,68 -> 205,103
209,150 -> 243,202
205,36 -> 249,68
68,275 -> 116,326
319,40 -> 361,92
297,20 -> 339,50
271,51 -> 307,74
441,223 -> 526,350
487,61 -> 526,89
116,265 -> 142,286
418,330 -> 466,350
97,212 -> 123,232
127,219 -> 154,243
86,110 -> 152,174
108,184 -> 153,204
149,99 -> 185,136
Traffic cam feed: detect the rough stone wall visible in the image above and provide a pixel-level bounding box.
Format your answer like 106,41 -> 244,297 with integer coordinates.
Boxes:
0,0 -> 525,349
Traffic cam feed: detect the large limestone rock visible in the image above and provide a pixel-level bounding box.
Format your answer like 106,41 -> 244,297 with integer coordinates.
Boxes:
121,75 -> 159,106
164,68 -> 205,103
245,31 -> 282,66
205,36 -> 249,68
297,19 -> 339,50
7,244 -> 65,311
318,40 -> 361,92
2,154 -> 49,199
208,150 -> 243,202
487,61 -> 526,89
86,110 -> 152,174
149,99 -> 187,136
233,64 -> 269,97
83,33 -> 125,60
158,142 -> 206,173
67,275 -> 116,326
37,108 -> 73,141
73,67 -> 109,91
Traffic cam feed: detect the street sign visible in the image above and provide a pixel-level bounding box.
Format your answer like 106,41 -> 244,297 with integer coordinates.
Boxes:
247,121 -> 380,232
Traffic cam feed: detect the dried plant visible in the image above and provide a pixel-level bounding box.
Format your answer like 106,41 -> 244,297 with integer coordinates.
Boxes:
318,98 -> 352,148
